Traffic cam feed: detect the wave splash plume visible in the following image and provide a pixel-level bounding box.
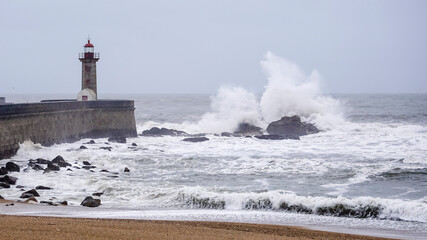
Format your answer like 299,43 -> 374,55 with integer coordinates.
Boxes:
193,52 -> 342,133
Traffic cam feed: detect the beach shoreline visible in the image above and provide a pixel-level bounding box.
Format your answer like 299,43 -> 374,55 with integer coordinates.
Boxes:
0,199 -> 402,240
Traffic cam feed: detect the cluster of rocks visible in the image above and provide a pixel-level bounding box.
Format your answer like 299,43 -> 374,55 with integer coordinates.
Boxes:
1,150 -> 132,207
141,115 -> 320,142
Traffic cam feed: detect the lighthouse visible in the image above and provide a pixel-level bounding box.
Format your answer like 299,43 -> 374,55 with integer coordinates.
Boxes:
78,40 -> 99,101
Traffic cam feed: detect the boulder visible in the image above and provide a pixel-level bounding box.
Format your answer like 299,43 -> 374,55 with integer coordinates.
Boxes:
52,156 -> 71,167
6,162 -> 20,172
35,185 -> 52,190
92,192 -> 103,197
79,145 -> 88,149
46,162 -> 60,171
20,189 -> 40,198
131,143 -> 138,146
233,123 -> 263,135
81,196 -> 101,207
36,158 -> 51,164
32,164 -> 45,171
255,135 -> 286,140
266,115 -> 319,138
0,175 -> 18,185
0,195 -> 3,199
108,136 -> 126,143
220,132 -> 232,137
182,137 -> 209,142
100,147 -> 112,151
0,167 -> 7,175
82,165 -> 96,170
124,167 -> 130,172
83,161 -> 91,166
0,183 -> 10,188
141,127 -> 187,136
85,140 -> 96,144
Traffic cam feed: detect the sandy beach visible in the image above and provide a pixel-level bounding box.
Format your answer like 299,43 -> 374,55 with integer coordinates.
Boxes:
0,198 -> 393,240
0,214 -> 393,240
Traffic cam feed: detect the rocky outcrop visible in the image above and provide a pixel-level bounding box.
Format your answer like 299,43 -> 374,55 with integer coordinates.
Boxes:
20,189 -> 40,198
0,175 -> 17,185
255,135 -> 286,140
0,167 -> 8,175
182,137 -> 209,142
52,156 -> 71,167
234,123 -> 263,135
141,127 -> 187,136
81,196 -> 101,207
6,162 -> 20,172
266,115 -> 319,138
108,136 -> 126,143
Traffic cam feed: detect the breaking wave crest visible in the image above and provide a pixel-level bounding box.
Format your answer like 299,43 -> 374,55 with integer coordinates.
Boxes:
172,188 -> 427,222
191,52 -> 343,133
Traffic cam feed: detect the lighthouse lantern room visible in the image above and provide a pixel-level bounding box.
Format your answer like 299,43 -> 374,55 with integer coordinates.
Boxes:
78,39 -> 100,101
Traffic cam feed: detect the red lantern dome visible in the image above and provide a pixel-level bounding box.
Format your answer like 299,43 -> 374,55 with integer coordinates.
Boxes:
84,40 -> 94,47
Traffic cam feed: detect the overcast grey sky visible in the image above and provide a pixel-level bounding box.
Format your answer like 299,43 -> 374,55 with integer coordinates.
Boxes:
1,0 -> 426,95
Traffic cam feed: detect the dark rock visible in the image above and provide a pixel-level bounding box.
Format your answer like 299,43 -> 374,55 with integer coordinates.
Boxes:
92,192 -> 103,197
5,203 -> 14,206
82,165 -> 96,170
85,140 -> 96,144
80,196 -> 101,207
46,162 -> 60,171
0,175 -> 18,185
108,136 -> 126,143
6,162 -> 20,172
124,167 -> 130,172
36,185 -> 52,190
182,137 -> 209,142
100,169 -> 109,173
266,115 -> 320,137
52,155 -> 71,167
40,201 -> 54,205
16,185 -> 25,189
36,158 -> 51,164
20,189 -> 40,198
234,123 -> 263,135
255,135 -> 286,140
32,164 -> 45,171
83,161 -> 91,166
0,183 -> 10,188
79,145 -> 88,149
221,132 -> 232,137
131,143 -> 137,146
0,195 -> 3,199
0,167 -> 7,175
67,168 -> 73,171
100,147 -> 112,151
141,127 -> 187,136
73,166 -> 81,169
58,200 -> 68,205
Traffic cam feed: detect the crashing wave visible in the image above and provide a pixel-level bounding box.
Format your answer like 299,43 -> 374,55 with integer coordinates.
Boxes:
172,189 -> 426,222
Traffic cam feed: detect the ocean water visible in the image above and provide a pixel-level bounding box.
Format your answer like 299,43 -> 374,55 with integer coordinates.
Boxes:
1,54 -> 427,238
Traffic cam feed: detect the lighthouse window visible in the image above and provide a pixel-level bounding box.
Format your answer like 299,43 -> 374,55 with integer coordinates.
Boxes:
85,47 -> 94,53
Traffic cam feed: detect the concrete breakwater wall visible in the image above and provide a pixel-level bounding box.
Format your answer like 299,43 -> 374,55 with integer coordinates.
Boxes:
0,100 -> 137,160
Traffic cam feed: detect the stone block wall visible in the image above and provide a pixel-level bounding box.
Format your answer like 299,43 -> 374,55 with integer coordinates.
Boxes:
0,100 -> 137,160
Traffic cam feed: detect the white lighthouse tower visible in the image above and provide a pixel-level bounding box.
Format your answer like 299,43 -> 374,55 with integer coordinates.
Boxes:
78,40 -> 99,101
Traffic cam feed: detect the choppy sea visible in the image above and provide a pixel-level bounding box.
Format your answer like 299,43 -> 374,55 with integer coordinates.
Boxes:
1,55 -> 426,239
